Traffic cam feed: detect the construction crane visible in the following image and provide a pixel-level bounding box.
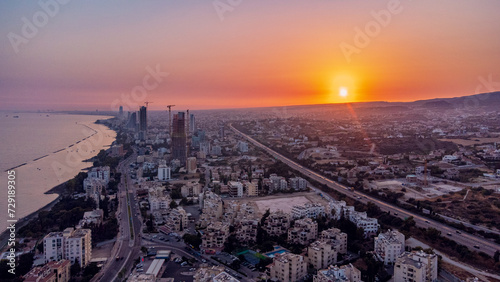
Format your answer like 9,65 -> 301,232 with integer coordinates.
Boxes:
166,105 -> 175,133
144,101 -> 153,108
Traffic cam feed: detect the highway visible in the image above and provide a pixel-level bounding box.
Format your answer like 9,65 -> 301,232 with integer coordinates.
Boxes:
230,124 -> 500,257
93,152 -> 143,282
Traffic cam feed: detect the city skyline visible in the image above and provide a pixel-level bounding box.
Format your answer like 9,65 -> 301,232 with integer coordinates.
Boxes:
1,1 -> 500,111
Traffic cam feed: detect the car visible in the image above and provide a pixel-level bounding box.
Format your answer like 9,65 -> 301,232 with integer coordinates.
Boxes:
425,220 -> 430,223
201,259 -> 207,263
447,233 -> 452,236
456,230 -> 462,234
394,212 -> 398,216
181,262 -> 188,266
473,245 -> 480,249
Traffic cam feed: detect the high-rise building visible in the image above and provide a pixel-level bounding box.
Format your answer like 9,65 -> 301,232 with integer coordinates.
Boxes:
119,105 -> 123,116
219,125 -> 225,140
189,114 -> 195,134
187,157 -> 197,174
127,112 -> 137,130
158,164 -> 171,181
172,112 -> 187,164
139,106 -> 147,132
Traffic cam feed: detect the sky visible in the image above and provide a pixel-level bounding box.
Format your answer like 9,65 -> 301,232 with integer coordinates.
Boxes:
1,0 -> 500,111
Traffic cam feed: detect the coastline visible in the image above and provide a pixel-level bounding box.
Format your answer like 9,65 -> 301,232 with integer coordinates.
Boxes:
0,118 -> 118,250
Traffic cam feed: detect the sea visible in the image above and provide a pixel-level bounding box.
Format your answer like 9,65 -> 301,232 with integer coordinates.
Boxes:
0,113 -> 116,232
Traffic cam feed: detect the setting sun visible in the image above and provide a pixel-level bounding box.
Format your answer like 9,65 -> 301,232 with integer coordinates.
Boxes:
340,87 -> 348,97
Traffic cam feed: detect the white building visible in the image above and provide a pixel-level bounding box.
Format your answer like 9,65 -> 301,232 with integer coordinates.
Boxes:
158,164 -> 171,181
44,227 -> 92,267
228,181 -> 243,197
350,211 -> 379,237
328,200 -> 379,236
394,251 -> 438,282
149,195 -> 171,212
237,141 -> 249,153
314,264 -> 361,282
87,166 -> 110,184
374,229 -> 405,264
289,177 -> 308,190
327,200 -> 346,220
291,203 -> 325,219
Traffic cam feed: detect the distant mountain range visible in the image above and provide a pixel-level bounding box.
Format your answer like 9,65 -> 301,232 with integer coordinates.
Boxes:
280,91 -> 500,113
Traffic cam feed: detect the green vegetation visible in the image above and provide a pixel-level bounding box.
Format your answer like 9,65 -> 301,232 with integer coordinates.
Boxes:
18,197 -> 95,238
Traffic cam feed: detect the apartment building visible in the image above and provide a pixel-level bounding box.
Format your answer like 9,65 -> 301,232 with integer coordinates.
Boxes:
313,264 -> 361,282
44,228 -> 91,267
246,182 -> 258,197
165,207 -> 188,232
264,211 -> 291,237
201,222 -> 230,255
394,251 -> 438,282
235,219 -> 258,245
198,191 -> 223,228
288,217 -> 318,245
307,240 -> 338,270
374,229 -> 405,264
291,203 -> 325,219
269,253 -> 307,282
320,228 -> 348,254
289,177 -> 307,190
24,260 -> 70,282
228,181 -> 244,197
194,266 -> 239,282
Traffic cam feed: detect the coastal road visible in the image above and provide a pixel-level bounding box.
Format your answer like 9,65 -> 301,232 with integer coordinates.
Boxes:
230,124 -> 500,257
93,152 -> 144,282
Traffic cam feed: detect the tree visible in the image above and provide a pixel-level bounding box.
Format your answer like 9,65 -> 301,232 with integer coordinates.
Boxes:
494,250 -> 500,263
169,200 -> 178,209
70,261 -> 81,277
260,209 -> 270,226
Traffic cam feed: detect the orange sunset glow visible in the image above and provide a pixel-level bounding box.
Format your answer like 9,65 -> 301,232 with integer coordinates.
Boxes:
1,1 -> 499,111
